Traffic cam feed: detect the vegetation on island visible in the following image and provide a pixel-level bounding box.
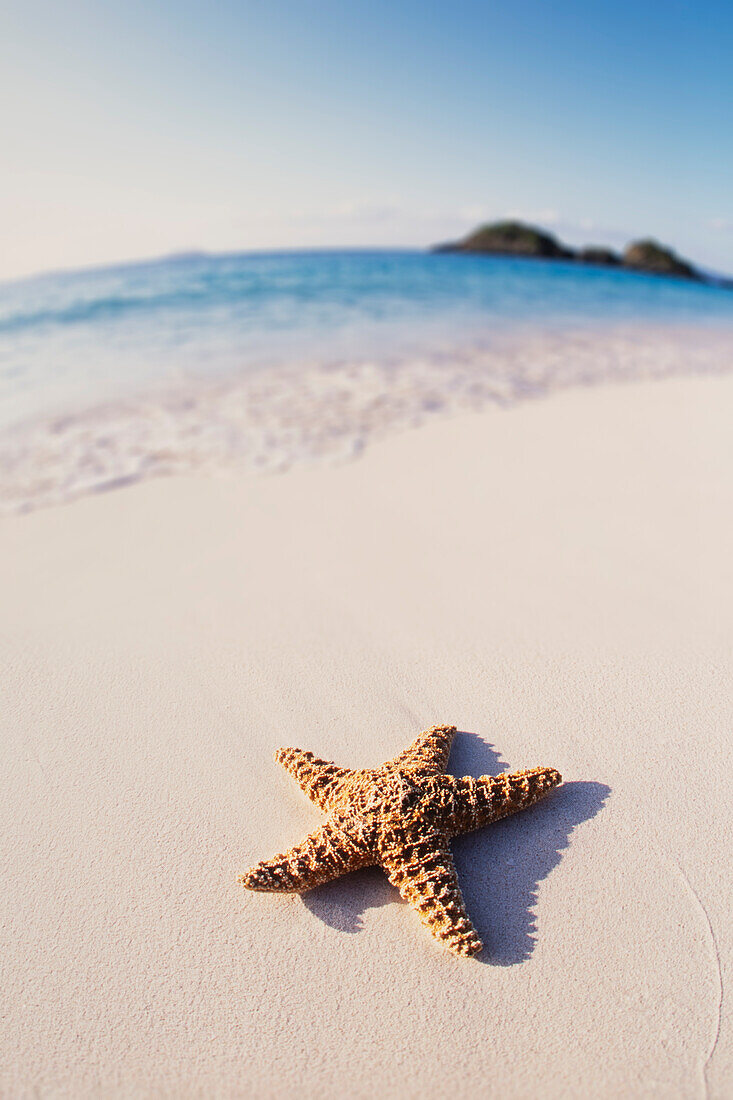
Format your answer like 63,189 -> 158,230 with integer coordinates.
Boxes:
434,220 -> 574,260
621,239 -> 698,279
434,220 -> 710,282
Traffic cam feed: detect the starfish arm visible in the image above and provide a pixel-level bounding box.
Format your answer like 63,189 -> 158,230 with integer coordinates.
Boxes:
240,822 -> 370,893
441,767 -> 562,835
387,724 -> 457,774
274,747 -> 357,812
380,829 -> 483,957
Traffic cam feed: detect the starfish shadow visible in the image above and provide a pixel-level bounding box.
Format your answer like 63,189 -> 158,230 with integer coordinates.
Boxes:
301,866 -> 395,933
451,733 -> 610,965
301,731 -> 609,962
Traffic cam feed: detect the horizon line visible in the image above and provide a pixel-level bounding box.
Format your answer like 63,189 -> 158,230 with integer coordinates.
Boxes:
2,233 -> 731,290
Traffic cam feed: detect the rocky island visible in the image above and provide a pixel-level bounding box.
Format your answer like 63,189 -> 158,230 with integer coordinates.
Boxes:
621,239 -> 698,279
434,220 -> 575,260
434,220 -> 708,282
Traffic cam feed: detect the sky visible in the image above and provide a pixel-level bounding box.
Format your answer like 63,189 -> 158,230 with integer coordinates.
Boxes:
1,0 -> 732,281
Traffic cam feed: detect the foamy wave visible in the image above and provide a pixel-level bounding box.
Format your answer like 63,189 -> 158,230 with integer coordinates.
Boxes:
1,324 -> 731,513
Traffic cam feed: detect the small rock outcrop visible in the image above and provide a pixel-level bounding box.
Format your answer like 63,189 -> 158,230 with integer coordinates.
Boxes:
578,246 -> 621,267
622,239 -> 699,280
435,220 -> 574,259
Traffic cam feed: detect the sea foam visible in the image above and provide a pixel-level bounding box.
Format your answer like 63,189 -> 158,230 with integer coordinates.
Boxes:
2,322 -> 731,513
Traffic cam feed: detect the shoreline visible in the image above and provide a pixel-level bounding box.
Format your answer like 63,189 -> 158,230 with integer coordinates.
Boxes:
2,319 -> 732,515
3,372 -> 732,1096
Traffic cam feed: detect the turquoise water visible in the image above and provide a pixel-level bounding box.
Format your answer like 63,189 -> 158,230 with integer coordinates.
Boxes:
1,249 -> 732,510
2,249 -> 733,427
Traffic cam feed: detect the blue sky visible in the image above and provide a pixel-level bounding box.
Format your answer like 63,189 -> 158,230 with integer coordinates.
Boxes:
1,0 -> 732,279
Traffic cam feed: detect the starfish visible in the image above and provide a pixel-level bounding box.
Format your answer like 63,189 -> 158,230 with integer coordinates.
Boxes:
240,725 -> 561,957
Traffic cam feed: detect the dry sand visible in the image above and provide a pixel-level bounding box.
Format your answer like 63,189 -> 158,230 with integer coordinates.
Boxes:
2,374 -> 732,1098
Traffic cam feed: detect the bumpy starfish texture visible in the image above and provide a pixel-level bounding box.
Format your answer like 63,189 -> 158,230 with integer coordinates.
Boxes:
240,725 -> 561,957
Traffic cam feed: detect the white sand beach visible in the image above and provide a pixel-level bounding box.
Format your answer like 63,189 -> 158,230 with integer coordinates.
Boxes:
2,373 -> 732,1098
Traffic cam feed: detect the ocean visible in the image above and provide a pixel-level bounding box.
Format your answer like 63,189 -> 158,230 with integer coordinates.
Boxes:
1,249 -> 732,511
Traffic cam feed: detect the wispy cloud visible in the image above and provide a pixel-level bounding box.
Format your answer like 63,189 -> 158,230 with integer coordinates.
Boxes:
331,200 -> 404,223
505,208 -> 561,226
225,201 -> 636,255
455,209 -> 632,249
